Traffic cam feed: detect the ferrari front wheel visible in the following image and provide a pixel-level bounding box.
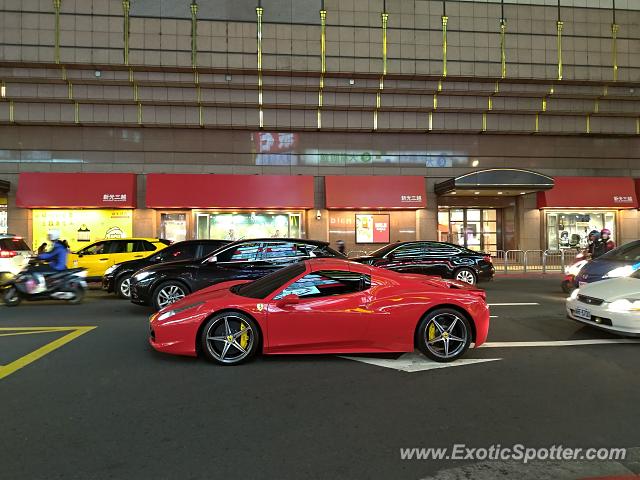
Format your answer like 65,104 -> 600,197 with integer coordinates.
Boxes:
200,312 -> 259,366
417,308 -> 472,362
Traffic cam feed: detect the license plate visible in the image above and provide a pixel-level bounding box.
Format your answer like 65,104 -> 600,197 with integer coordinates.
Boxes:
575,307 -> 591,320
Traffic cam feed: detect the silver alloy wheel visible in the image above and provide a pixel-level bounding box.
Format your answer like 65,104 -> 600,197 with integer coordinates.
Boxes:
119,277 -> 131,298
205,315 -> 254,364
424,313 -> 469,360
156,284 -> 186,309
455,269 -> 476,284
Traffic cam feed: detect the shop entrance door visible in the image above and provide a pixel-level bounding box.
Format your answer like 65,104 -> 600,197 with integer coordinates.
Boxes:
438,208 -> 499,252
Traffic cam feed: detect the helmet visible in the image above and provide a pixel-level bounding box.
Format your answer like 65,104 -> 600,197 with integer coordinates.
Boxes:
600,228 -> 611,238
588,229 -> 599,239
47,229 -> 60,241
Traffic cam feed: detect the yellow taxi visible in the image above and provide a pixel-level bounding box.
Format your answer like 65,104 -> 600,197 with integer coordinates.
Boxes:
67,238 -> 170,280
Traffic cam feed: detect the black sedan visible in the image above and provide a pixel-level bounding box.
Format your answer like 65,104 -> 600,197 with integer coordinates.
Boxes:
103,239 -> 229,298
129,238 -> 344,310
352,241 -> 494,285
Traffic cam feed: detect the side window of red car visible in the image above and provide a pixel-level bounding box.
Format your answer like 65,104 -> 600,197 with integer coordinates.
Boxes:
275,270 -> 371,299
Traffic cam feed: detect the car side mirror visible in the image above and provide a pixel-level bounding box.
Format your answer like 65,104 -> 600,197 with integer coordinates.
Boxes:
386,253 -> 394,261
78,253 -> 84,258
206,255 -> 218,263
275,294 -> 300,308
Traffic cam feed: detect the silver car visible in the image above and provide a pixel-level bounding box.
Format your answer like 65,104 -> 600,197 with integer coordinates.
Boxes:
0,234 -> 33,276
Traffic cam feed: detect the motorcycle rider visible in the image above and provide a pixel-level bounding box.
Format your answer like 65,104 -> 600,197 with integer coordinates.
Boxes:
32,229 -> 68,292
585,229 -> 600,259
593,228 -> 616,259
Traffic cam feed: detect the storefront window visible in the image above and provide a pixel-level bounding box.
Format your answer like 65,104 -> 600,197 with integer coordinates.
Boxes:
32,209 -> 133,251
438,208 -> 500,252
194,212 -> 302,240
0,195 -> 7,235
160,213 -> 187,242
545,211 -> 616,250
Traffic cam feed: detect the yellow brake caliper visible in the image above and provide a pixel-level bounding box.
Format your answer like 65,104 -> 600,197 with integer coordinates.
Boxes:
239,323 -> 249,349
428,323 -> 436,341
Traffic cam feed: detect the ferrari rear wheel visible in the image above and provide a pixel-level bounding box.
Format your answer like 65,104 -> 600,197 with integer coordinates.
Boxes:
200,312 -> 259,366
417,308 -> 472,362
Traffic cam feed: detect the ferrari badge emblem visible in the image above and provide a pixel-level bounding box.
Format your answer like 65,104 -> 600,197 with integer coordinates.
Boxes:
257,303 -> 264,312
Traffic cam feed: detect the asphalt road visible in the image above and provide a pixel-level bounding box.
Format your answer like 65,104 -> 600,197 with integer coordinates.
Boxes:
1,275 -> 639,480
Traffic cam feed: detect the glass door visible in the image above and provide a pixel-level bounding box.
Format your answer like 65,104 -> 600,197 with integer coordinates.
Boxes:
438,208 -> 500,252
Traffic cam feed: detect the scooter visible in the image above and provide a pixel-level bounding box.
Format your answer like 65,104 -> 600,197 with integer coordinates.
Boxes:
561,252 -> 588,294
1,260 -> 88,306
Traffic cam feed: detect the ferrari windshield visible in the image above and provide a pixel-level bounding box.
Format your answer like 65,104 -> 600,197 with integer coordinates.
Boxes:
233,263 -> 306,299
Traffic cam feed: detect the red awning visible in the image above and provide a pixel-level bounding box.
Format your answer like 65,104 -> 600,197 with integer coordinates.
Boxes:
16,173 -> 137,208
325,176 -> 426,209
537,177 -> 638,209
146,174 -> 314,209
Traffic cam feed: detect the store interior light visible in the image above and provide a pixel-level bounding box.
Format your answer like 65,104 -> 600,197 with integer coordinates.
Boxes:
498,191 -> 503,195
225,74 -> 232,81
471,160 -> 479,167
451,191 -> 457,195
349,79 -> 355,85
520,192 -> 526,195
474,191 -> 480,195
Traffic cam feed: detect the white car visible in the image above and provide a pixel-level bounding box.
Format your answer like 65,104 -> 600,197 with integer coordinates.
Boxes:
0,234 -> 33,277
566,276 -> 640,336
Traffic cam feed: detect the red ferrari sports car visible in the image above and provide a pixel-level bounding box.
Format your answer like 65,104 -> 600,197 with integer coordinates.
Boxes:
149,258 -> 490,365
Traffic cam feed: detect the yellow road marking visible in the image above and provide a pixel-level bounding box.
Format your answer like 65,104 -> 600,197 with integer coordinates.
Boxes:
0,326 -> 97,381
0,330 -> 69,337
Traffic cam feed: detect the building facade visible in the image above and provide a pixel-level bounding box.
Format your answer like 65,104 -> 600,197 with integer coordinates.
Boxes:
1,0 -> 639,254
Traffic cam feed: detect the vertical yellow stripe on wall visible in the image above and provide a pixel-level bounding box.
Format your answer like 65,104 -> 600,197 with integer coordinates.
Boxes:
190,1 -> 199,68
500,20 -> 506,79
556,21 -> 563,81
611,23 -> 619,81
318,9 -> 326,129
374,11 -> 388,131
53,0 -> 62,64
122,0 -> 130,66
256,6 -> 264,129
441,16 -> 448,77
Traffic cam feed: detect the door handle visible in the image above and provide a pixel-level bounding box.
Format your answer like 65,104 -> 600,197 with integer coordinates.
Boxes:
134,255 -> 143,258
100,258 -> 109,261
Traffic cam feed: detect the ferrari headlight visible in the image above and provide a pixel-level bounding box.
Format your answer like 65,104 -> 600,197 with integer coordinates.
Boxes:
607,299 -> 640,313
157,301 -> 205,321
133,271 -> 153,282
569,288 -> 580,301
603,265 -> 636,278
104,265 -> 118,276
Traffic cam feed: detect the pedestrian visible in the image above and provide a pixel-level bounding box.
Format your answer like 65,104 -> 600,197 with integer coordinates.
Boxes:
336,239 -> 346,256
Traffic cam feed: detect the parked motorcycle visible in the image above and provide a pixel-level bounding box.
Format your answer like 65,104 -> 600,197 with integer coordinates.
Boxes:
561,252 -> 588,294
1,260 -> 88,306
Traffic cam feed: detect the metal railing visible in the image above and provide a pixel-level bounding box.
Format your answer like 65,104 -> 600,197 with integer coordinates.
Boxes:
489,249 -> 573,273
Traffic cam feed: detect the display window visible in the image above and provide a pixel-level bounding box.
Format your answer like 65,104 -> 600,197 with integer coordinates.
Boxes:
160,212 -> 188,242
329,210 -> 417,255
32,209 -> 133,251
194,211 -> 303,241
0,195 -> 7,235
545,210 -> 616,250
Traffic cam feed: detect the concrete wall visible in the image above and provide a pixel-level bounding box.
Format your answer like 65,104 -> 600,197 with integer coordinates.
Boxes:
2,0 -> 639,80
